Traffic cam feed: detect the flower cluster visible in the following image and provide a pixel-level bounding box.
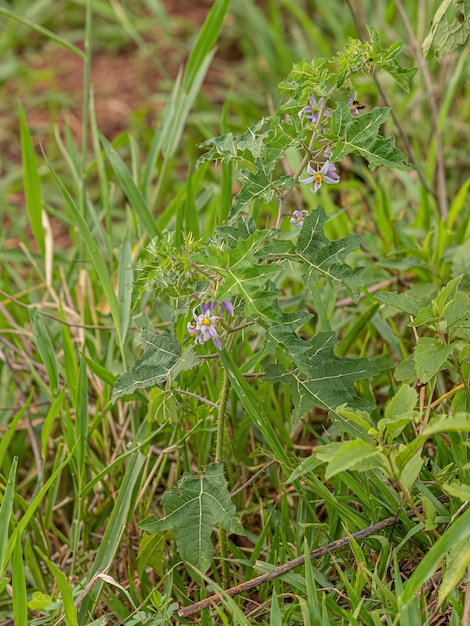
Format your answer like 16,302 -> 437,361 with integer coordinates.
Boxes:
187,300 -> 234,350
298,94 -> 331,131
290,210 -> 308,228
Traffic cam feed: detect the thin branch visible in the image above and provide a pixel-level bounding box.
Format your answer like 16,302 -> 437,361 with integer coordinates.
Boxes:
394,0 -> 448,218
178,505 -> 426,617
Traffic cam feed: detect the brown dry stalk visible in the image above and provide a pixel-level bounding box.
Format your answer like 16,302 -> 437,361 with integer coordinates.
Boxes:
178,506 -> 421,617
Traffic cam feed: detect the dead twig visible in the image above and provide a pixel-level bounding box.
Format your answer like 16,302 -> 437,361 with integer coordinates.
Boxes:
178,505 -> 423,618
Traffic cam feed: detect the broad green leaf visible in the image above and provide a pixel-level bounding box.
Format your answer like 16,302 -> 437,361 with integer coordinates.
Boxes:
148,388 -> 179,423
443,480 -> 470,501
330,104 -> 411,171
373,291 -> 423,315
137,533 -> 166,577
197,118 -> 271,166
394,357 -> 417,384
259,208 -> 364,298
266,332 -> 377,430
432,275 -> 462,317
193,229 -> 279,319
445,291 -> 470,331
378,385 -> 418,438
111,330 -> 182,401
422,0 -> 470,58
414,337 -> 454,383
27,591 -> 54,611
230,164 -> 296,218
316,440 -> 384,479
19,103 -> 44,256
138,464 -> 244,574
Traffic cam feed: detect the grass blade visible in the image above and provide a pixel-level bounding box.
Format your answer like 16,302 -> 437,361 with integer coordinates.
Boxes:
36,547 -> 78,626
19,103 -> 44,256
220,349 -> 293,478
100,134 -> 160,239
78,452 -> 146,621
400,504 -> 470,608
12,533 -> 27,625
183,0 -> 231,91
0,458 -> 18,578
47,159 -> 123,346
0,7 -> 86,58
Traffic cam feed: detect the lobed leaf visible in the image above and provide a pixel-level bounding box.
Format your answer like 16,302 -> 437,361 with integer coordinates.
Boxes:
138,463 -> 244,574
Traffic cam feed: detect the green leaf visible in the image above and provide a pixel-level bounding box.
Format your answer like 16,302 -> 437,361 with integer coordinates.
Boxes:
138,464 -> 244,574
27,591 -> 54,611
260,208 -> 364,298
422,0 -> 470,58
111,330 -> 183,402
378,385 -> 418,438
35,548 -> 78,626
432,275 -> 462,316
442,480 -> 470,501
400,504 -> 470,608
439,537 -> 470,604
230,163 -> 296,218
19,103 -> 44,256
118,232 -> 133,344
414,337 -> 454,383
101,135 -> 159,239
137,533 -> 166,577
0,7 -> 86,58
266,332 -> 377,431
47,160 -> 123,346
182,0 -> 231,92
78,452 -> 146,621
30,307 -> 59,396
148,388 -> 179,423
373,291 -> 423,315
0,459 -> 18,578
196,118 -> 271,166
316,440 -> 384,479
330,104 -> 411,171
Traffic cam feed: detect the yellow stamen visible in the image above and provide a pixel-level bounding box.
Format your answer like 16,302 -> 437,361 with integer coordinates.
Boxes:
314,173 -> 323,185
202,317 -> 211,326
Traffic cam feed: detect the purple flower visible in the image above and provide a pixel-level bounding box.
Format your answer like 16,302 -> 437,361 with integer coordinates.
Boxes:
187,300 -> 234,350
201,302 -> 216,315
298,94 -> 331,127
221,300 -> 234,316
299,161 -> 340,193
290,210 -> 308,228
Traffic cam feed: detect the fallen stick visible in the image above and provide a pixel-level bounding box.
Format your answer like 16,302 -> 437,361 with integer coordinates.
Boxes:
178,506 -> 421,618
